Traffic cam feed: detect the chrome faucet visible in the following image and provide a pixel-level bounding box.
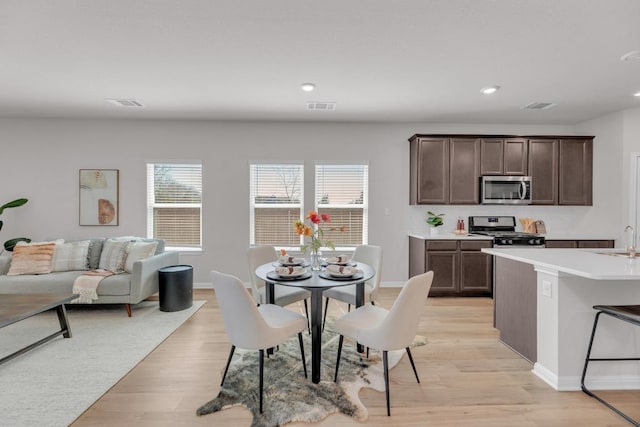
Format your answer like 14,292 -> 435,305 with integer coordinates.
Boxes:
625,225 -> 636,258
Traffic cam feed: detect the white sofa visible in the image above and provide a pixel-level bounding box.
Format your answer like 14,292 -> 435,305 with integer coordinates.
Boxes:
0,238 -> 179,316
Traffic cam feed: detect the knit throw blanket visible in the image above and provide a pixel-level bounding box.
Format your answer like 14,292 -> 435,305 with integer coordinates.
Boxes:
72,269 -> 115,303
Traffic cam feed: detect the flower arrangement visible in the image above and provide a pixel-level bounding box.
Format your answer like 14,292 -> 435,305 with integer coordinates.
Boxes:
294,211 -> 346,269
426,211 -> 445,227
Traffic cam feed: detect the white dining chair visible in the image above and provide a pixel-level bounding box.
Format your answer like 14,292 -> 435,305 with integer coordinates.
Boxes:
211,270 -> 308,414
333,270 -> 434,416
247,245 -> 311,331
322,244 -> 382,329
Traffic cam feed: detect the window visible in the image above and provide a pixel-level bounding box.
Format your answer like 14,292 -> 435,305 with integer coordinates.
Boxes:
146,162 -> 202,249
315,164 -> 368,248
250,164 -> 303,246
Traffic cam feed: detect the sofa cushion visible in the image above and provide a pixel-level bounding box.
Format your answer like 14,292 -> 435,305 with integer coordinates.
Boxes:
98,239 -> 131,272
7,242 -> 57,275
0,271 -> 132,296
124,241 -> 158,273
51,240 -> 91,272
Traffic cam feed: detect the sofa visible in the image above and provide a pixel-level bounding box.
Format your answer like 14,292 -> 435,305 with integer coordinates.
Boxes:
0,237 -> 180,316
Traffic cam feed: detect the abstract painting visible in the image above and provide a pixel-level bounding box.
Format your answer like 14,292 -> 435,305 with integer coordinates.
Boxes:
79,169 -> 119,225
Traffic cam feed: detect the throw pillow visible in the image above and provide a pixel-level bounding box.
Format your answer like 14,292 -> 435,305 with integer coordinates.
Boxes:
124,241 -> 159,273
98,239 -> 131,272
7,242 -> 57,275
51,240 -> 91,272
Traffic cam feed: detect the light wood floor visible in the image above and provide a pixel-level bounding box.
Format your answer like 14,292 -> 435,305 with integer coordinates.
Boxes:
72,289 -> 639,426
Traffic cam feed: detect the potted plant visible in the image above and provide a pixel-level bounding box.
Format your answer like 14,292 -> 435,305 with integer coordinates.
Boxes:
426,211 -> 445,235
0,198 -> 30,253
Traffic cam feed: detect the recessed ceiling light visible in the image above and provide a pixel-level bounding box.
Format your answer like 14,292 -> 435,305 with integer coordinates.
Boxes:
480,85 -> 500,95
105,98 -> 144,107
634,91 -> 640,97
301,83 -> 316,92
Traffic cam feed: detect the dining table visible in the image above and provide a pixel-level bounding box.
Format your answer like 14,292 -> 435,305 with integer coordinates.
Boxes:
255,260 -> 375,384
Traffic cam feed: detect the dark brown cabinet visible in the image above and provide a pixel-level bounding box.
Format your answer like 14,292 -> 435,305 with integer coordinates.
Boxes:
409,136 -> 479,205
409,237 -> 492,296
559,139 -> 593,205
480,138 -> 528,175
409,134 -> 593,206
528,139 -> 558,205
410,137 -> 449,204
544,239 -> 614,249
449,138 -> 480,204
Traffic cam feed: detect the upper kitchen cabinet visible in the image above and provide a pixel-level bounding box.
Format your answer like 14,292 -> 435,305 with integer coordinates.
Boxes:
528,139 -> 559,205
480,138 -> 528,175
409,136 -> 479,205
410,136 -> 449,204
449,138 -> 481,204
559,138 -> 593,205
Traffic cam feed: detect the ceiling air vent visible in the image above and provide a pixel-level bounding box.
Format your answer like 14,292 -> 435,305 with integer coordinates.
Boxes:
306,102 -> 336,111
521,102 -> 556,110
105,98 -> 144,107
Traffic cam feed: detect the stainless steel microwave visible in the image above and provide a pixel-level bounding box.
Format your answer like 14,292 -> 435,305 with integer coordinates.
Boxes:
480,176 -> 532,204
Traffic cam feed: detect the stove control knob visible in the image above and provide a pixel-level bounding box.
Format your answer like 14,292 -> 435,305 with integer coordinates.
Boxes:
536,238 -> 543,245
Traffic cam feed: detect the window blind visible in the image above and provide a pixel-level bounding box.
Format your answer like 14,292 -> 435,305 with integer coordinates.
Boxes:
315,164 -> 368,247
146,163 -> 202,249
250,164 -> 303,246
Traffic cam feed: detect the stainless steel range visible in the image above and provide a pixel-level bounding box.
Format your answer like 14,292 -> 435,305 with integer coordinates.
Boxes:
468,216 -> 545,247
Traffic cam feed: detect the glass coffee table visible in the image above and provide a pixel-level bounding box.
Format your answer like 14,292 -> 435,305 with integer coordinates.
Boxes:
0,293 -> 75,365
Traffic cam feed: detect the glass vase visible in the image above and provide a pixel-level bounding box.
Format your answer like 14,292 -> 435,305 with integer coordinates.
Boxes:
310,250 -> 322,271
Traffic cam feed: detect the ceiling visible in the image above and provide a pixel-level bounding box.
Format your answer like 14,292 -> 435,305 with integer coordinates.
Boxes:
2,0 -> 640,124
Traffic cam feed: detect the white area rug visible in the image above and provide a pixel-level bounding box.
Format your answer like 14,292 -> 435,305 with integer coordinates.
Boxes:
0,300 -> 205,427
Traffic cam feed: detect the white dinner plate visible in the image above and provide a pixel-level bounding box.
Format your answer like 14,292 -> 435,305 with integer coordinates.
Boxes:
278,256 -> 305,266
275,266 -> 306,278
324,255 -> 351,265
325,265 -> 358,277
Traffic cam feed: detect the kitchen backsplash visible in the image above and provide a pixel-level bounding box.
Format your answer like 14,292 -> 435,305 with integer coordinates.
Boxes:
407,204 -> 618,239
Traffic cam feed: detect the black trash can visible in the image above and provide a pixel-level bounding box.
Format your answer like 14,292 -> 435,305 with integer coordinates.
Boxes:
159,265 -> 193,312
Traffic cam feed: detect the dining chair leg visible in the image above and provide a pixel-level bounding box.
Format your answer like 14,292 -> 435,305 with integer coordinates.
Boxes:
259,349 -> 264,414
322,297 -> 330,332
347,304 -> 351,312
221,345 -> 236,386
366,347 -> 370,359
334,335 -> 344,382
303,299 -> 311,334
298,332 -> 308,378
383,350 -> 390,416
406,347 -> 420,383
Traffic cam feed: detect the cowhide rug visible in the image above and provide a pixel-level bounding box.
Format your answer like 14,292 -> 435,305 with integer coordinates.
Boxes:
196,319 -> 426,427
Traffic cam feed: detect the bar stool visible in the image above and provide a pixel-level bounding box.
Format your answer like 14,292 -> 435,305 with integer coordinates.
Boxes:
581,305 -> 640,426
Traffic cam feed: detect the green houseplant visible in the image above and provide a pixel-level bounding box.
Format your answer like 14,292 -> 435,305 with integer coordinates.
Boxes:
0,198 -> 31,252
426,211 -> 444,235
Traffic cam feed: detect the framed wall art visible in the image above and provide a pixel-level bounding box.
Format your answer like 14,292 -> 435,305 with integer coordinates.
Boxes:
79,169 -> 119,226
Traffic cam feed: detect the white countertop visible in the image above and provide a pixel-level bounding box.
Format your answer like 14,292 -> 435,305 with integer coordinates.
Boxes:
483,247 -> 640,280
408,232 -> 493,240
409,232 -> 615,241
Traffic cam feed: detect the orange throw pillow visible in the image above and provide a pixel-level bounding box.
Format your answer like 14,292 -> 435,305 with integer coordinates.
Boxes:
7,242 -> 56,275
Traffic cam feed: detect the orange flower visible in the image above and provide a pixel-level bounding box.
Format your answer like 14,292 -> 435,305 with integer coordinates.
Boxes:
340,225 -> 347,233
280,248 -> 287,256
303,226 -> 313,236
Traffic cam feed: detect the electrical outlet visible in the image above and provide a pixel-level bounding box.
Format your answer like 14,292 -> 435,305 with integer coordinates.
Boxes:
542,280 -> 552,297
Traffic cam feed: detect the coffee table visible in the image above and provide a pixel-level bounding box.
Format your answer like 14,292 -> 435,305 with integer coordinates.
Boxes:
0,293 -> 75,365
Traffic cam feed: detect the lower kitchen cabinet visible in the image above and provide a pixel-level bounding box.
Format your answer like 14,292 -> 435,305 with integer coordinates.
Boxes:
409,237 -> 493,297
544,239 -> 614,249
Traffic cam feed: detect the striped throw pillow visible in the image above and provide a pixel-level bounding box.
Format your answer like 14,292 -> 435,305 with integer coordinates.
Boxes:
51,240 -> 91,272
7,242 -> 57,275
98,239 -> 131,272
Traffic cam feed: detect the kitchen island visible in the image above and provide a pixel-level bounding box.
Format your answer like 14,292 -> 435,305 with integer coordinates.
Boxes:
483,247 -> 640,391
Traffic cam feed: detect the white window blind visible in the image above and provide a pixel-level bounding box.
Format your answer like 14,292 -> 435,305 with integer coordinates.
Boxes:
146,162 -> 202,249
250,163 -> 303,246
315,164 -> 368,247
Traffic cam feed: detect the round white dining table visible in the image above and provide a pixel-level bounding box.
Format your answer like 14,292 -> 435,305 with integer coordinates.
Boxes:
255,261 -> 374,384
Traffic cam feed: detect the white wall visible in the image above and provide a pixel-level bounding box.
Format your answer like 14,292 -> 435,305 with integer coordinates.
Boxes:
2,117 -> 621,286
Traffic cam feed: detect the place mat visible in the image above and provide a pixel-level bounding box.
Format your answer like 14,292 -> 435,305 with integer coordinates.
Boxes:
266,271 -> 312,281
319,271 -> 364,281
